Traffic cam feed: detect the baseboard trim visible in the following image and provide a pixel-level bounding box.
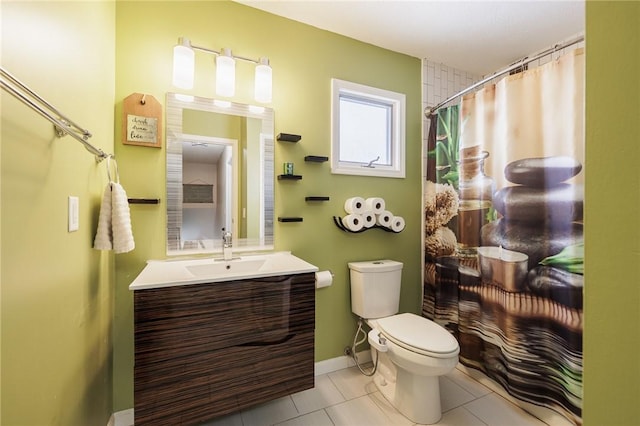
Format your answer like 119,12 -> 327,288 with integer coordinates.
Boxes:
109,352 -> 372,425
110,408 -> 134,426
314,350 -> 372,376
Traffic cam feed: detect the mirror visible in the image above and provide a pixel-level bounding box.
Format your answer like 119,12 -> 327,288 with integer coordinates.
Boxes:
166,93 -> 274,255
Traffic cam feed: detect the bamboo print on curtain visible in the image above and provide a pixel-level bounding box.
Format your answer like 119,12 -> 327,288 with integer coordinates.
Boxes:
423,48 -> 584,425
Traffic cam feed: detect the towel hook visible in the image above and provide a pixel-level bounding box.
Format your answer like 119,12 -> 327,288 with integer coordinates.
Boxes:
112,156 -> 120,183
106,155 -> 112,182
105,155 -> 120,183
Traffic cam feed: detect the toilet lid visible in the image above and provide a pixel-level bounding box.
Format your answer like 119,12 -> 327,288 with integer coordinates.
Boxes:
376,313 -> 459,358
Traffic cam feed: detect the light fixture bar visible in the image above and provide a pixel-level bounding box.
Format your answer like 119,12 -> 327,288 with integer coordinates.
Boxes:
172,37 -> 273,103
190,44 -> 262,65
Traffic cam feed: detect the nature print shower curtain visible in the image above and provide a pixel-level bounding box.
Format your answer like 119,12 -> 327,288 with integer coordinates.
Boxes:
424,47 -> 584,425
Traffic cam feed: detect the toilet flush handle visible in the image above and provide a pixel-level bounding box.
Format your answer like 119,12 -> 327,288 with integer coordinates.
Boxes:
368,329 -> 388,352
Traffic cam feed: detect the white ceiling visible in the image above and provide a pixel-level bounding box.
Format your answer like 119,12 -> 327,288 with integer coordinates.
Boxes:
237,0 -> 585,76
183,141 -> 224,165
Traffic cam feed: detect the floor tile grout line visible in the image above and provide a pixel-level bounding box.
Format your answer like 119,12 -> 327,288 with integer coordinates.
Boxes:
442,388 -> 497,414
270,408 -> 335,426
452,367 -> 497,396
326,372 -> 351,402
288,393 -> 302,417
365,391 -> 409,426
460,405 -> 490,426
324,407 -> 337,426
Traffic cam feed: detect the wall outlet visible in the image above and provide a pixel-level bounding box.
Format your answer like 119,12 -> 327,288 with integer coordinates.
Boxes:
68,196 -> 79,232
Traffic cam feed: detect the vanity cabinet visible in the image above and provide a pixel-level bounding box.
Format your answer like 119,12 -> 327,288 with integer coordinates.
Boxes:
133,272 -> 315,426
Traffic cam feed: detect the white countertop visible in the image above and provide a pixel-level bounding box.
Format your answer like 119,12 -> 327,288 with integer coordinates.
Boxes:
129,251 -> 319,290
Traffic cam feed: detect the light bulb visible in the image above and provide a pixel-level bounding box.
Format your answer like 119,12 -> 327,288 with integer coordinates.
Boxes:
254,58 -> 272,103
172,37 -> 194,89
216,48 -> 235,97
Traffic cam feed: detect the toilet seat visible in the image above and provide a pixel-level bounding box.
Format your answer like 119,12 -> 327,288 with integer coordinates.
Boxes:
376,313 -> 459,358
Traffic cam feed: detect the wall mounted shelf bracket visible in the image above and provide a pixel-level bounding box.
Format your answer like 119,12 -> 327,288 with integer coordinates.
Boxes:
277,133 -> 302,142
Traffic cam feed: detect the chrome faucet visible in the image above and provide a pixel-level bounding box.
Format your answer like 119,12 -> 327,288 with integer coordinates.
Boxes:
222,228 -> 233,260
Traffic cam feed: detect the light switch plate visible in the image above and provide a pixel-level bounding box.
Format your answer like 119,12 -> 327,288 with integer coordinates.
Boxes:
68,196 -> 79,232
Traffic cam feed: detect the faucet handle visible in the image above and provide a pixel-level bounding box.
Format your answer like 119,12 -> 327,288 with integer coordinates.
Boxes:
367,329 -> 388,352
222,228 -> 232,245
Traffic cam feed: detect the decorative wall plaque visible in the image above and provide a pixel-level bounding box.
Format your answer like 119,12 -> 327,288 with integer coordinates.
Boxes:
122,93 -> 162,148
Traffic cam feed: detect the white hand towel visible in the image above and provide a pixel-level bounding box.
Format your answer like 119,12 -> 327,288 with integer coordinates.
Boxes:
93,183 -> 113,250
93,182 -> 135,253
111,182 -> 135,253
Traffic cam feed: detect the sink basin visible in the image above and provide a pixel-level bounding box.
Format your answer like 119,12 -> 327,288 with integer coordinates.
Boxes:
129,251 -> 318,290
186,259 -> 266,277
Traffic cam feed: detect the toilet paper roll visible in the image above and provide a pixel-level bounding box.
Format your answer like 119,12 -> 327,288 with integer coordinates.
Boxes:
376,210 -> 393,227
391,216 -> 406,232
315,270 -> 333,289
365,197 -> 386,214
344,197 -> 366,214
361,210 -> 376,228
342,214 -> 364,232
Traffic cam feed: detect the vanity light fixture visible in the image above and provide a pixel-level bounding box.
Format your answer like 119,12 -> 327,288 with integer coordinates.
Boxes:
172,37 -> 272,103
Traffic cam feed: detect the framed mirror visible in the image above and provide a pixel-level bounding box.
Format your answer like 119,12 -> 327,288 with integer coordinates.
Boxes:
166,93 -> 274,255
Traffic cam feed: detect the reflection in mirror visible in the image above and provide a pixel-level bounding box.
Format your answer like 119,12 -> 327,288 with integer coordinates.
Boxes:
166,93 -> 274,255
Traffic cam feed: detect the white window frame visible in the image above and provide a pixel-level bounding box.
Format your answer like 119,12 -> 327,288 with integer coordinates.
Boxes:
331,78 -> 405,178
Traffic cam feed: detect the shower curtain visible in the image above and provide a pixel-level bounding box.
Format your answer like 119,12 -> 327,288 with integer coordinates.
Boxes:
424,48 -> 584,425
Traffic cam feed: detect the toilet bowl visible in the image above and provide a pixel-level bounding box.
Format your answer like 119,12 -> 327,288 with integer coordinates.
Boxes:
367,313 -> 459,424
348,259 -> 460,424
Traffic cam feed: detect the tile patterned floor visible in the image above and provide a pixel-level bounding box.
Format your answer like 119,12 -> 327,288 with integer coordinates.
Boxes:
201,365 -> 548,426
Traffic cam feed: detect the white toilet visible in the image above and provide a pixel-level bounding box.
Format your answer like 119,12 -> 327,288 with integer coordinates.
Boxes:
349,259 -> 460,425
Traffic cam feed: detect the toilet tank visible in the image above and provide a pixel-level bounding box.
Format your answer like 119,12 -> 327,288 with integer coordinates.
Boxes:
348,260 -> 403,319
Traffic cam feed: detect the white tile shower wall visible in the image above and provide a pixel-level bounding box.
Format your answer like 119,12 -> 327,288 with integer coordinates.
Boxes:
422,60 -> 480,179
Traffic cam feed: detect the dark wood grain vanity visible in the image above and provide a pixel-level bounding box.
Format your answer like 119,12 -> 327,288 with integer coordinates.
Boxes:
133,272 -> 315,425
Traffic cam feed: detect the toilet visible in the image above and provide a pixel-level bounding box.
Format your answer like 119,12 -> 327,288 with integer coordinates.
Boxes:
349,259 -> 460,425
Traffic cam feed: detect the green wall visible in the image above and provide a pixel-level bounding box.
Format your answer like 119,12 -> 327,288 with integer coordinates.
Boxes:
113,0 -> 422,411
0,2 -> 116,425
583,2 -> 640,425
183,110 -> 242,139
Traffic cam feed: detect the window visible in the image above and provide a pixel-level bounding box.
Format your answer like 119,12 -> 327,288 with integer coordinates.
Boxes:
331,79 -> 405,178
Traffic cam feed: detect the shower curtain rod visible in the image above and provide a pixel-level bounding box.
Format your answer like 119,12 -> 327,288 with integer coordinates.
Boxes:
424,34 -> 584,118
0,66 -> 111,162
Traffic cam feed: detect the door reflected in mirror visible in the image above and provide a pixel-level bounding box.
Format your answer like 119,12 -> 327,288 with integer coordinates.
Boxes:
166,93 -> 274,255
